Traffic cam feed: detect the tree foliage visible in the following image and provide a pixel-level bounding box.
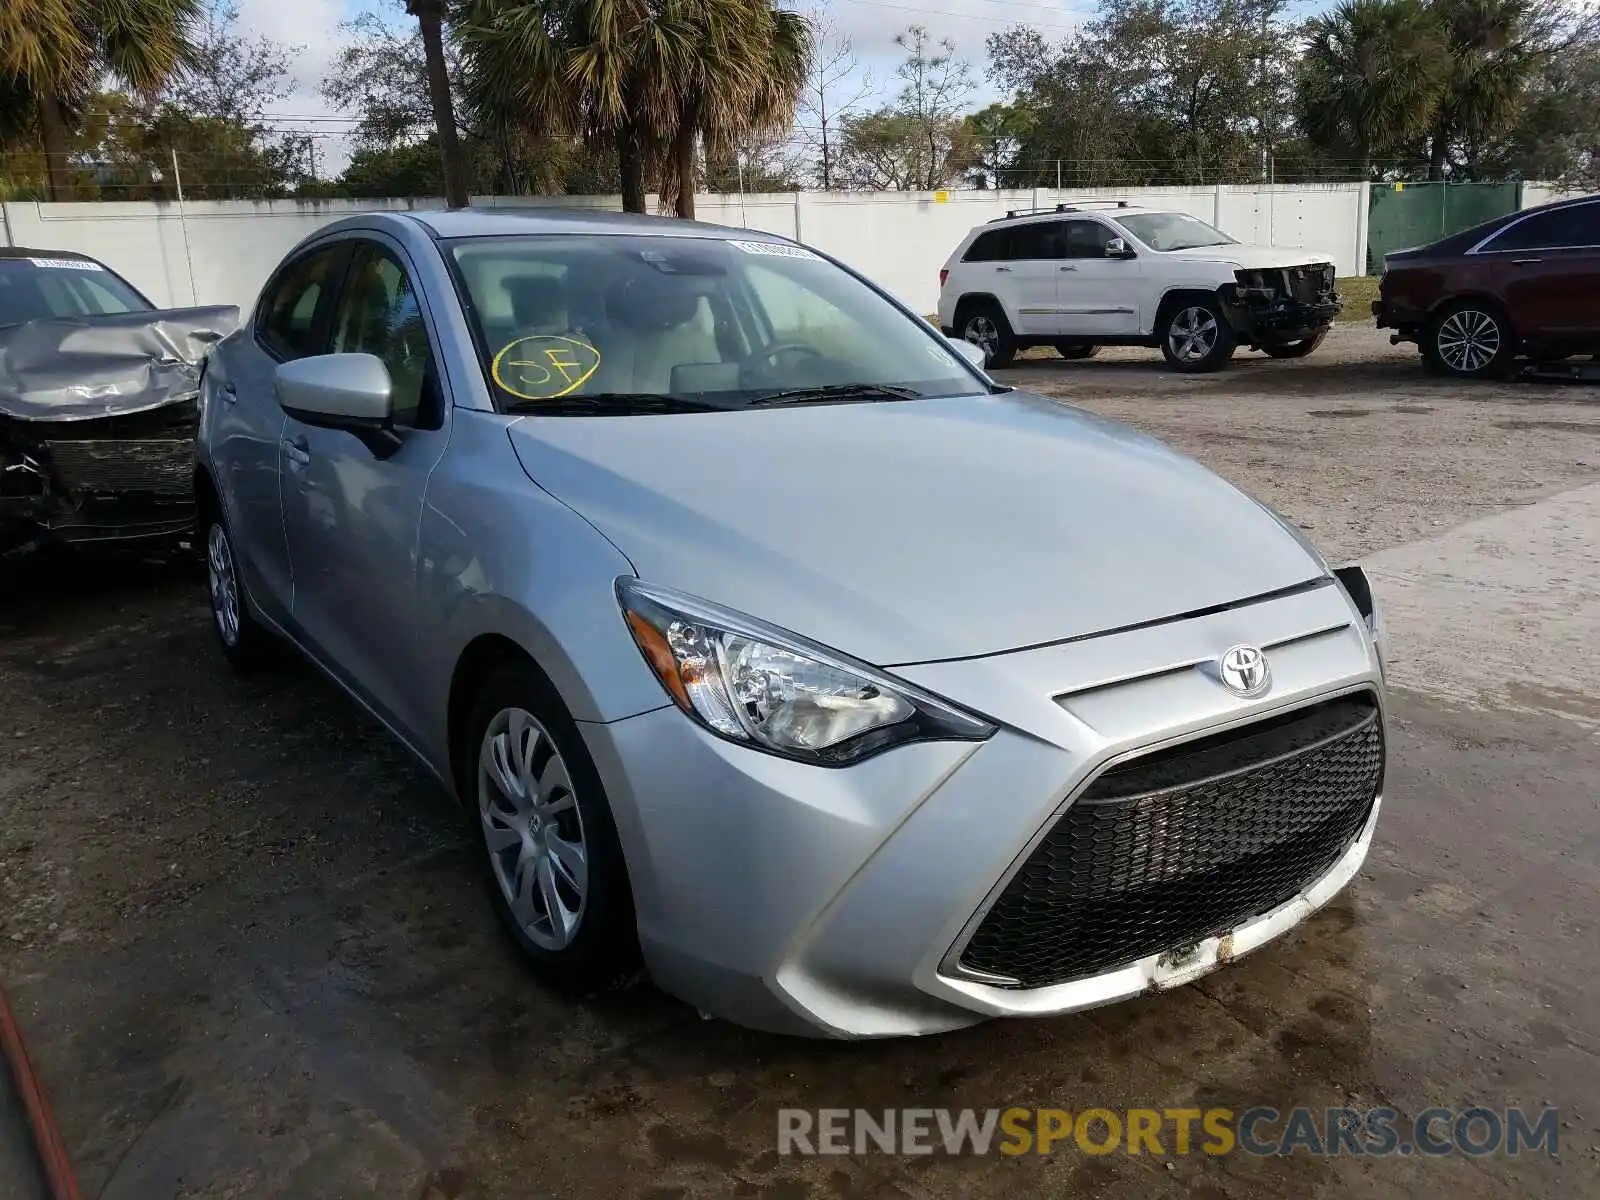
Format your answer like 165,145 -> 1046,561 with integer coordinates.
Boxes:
835,24 -> 975,190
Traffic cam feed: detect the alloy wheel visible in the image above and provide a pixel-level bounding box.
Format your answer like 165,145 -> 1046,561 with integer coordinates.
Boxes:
1436,309 -> 1502,374
206,523 -> 240,647
478,707 -> 588,951
1168,306 -> 1218,362
964,314 -> 999,363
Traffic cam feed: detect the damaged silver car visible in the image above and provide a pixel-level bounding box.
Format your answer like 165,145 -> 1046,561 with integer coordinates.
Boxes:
0,248 -> 237,558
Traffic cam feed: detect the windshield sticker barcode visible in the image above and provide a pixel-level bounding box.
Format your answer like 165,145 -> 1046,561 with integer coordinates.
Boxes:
727,241 -> 821,261
28,257 -> 105,271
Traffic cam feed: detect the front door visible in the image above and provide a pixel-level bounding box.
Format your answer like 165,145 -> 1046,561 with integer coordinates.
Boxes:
1055,219 -> 1142,336
280,235 -> 452,743
1484,200 -> 1600,344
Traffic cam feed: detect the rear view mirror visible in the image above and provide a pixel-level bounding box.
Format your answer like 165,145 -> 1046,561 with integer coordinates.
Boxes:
949,337 -> 989,370
1105,237 -> 1135,259
275,353 -> 400,455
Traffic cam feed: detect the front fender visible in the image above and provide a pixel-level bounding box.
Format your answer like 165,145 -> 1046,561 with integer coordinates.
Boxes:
415,411 -> 670,769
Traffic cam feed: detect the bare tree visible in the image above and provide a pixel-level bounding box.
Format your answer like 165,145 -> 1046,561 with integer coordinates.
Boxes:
797,7 -> 873,189
892,24 -> 974,190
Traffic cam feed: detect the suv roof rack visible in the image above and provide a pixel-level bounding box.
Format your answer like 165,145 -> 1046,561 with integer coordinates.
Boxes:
993,199 -> 1135,222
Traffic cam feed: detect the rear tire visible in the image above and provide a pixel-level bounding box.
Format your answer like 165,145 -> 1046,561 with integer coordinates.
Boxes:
1261,329 -> 1329,359
959,301 -> 1016,368
462,661 -> 639,993
1424,301 -> 1515,379
1053,341 -> 1099,360
203,514 -> 275,671
1159,298 -> 1236,373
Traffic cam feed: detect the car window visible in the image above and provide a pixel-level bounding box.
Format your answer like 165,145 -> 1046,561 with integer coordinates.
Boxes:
1117,212 -> 1236,251
328,243 -> 438,429
258,246 -> 342,360
448,234 -> 980,413
0,257 -> 148,326
1008,221 -> 1064,261
964,228 -> 1010,262
1482,204 -> 1600,252
1061,220 -> 1114,259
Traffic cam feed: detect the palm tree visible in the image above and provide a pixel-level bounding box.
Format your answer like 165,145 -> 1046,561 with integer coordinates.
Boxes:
1423,0 -> 1562,179
656,1 -> 810,219
1297,0 -> 1448,178
0,0 -> 202,200
406,0 -> 472,207
457,0 -> 811,216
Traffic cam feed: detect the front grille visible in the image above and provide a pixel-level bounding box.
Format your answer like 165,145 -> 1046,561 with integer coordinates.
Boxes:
1286,264 -> 1335,304
959,695 -> 1383,988
43,438 -> 192,496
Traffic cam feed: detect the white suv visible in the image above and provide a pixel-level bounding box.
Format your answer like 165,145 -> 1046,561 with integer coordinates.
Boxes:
937,202 -> 1341,372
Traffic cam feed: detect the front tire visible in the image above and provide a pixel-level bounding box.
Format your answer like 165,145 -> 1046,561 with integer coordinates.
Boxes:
463,661 -> 638,992
1261,329 -> 1329,358
1159,298 -> 1236,372
1425,301 -> 1514,378
203,515 -> 274,671
960,302 -> 1016,368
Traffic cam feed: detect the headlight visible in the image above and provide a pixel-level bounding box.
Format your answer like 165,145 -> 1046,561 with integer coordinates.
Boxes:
1334,565 -> 1386,679
617,579 -> 995,765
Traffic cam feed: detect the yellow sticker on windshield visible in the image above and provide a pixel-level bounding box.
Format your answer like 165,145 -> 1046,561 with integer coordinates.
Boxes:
491,335 -> 601,400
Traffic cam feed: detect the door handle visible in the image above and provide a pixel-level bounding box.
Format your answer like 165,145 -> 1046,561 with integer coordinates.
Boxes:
1512,258 -> 1542,265
217,381 -> 237,404
995,266 -> 1012,273
1059,265 -> 1078,272
282,436 -> 310,467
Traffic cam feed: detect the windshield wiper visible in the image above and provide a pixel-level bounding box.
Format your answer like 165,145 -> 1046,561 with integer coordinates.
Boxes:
747,383 -> 922,407
504,392 -> 722,415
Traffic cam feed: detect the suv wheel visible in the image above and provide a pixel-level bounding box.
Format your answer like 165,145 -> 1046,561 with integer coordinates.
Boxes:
1159,299 -> 1236,372
1261,329 -> 1328,359
1426,302 -> 1514,378
1053,341 -> 1099,361
960,302 -> 1016,368
464,662 -> 638,992
204,515 -> 274,670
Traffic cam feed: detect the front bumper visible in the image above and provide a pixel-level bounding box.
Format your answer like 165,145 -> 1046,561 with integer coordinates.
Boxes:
582,577 -> 1386,1038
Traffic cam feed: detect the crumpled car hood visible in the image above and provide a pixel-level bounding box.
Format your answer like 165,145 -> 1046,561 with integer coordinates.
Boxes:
1161,244 -> 1333,271
507,392 -> 1326,666
0,305 -> 240,422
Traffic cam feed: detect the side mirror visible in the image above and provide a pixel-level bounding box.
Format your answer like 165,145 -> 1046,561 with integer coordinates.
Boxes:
949,336 -> 989,371
1105,237 -> 1135,259
274,353 -> 401,455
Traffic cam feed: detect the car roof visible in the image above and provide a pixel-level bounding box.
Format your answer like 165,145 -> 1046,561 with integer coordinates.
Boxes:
0,246 -> 107,263
403,207 -> 781,242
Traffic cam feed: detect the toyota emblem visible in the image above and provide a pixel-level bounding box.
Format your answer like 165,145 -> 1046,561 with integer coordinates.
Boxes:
1218,645 -> 1271,697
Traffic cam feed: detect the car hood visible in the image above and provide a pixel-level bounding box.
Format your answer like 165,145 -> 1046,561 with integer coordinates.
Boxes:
1160,244 -> 1333,271
507,394 -> 1325,666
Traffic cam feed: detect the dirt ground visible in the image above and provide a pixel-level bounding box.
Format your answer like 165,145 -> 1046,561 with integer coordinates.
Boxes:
2,327 -> 1598,1199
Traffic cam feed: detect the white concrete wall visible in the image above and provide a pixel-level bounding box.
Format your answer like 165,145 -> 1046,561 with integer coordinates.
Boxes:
1521,183 -> 1599,209
0,183 -> 1373,317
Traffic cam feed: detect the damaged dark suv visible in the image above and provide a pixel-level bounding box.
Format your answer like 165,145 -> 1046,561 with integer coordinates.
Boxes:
0,248 -> 237,559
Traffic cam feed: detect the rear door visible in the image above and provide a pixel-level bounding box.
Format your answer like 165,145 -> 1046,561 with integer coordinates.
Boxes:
1056,219 -> 1142,335
209,240 -> 348,625
1477,201 -> 1600,343
1002,221 -> 1067,335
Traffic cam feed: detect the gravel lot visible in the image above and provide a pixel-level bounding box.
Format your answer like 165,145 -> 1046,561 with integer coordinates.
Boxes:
1,327 -> 1597,1199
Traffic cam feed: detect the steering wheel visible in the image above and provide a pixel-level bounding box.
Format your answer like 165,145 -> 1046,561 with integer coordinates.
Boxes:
739,340 -> 831,385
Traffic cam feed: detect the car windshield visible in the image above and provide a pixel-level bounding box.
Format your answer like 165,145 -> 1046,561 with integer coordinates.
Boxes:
1118,213 -> 1237,252
447,234 -> 982,413
0,256 -> 149,327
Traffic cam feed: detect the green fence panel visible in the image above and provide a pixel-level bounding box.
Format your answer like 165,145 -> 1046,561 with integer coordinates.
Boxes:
1366,182 -> 1522,273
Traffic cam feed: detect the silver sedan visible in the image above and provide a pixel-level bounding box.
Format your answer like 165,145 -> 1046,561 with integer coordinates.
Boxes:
195,209 -> 1388,1038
